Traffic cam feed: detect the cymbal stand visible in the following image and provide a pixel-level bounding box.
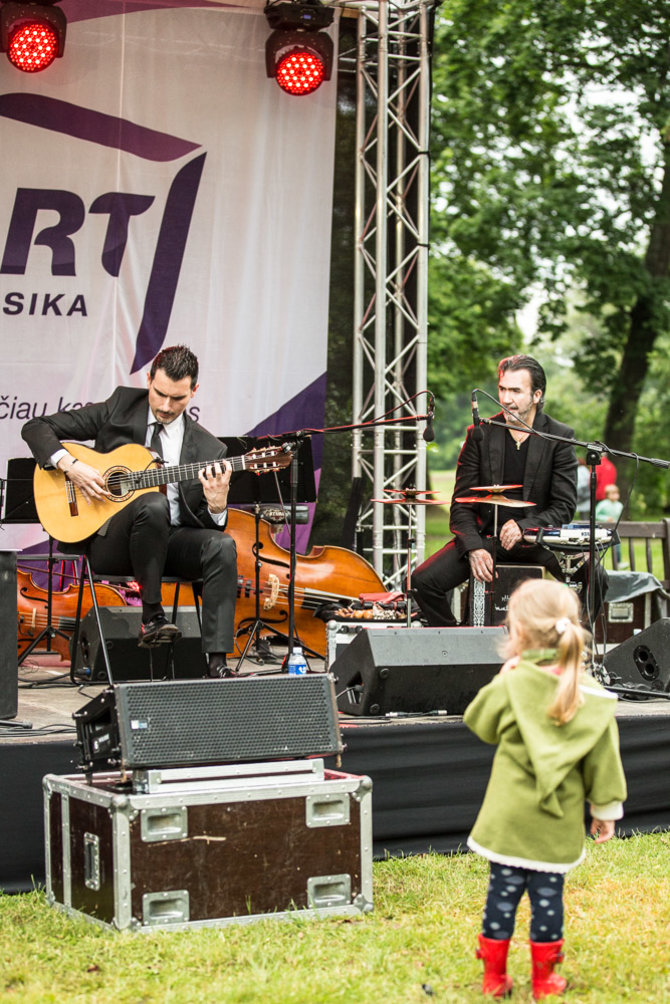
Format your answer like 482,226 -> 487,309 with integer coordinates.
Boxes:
403,503 -> 420,629
470,507 -> 499,628
488,504 -> 500,625
374,489 -> 447,628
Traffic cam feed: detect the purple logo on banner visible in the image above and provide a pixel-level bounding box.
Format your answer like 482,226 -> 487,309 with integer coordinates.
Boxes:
0,93 -> 205,371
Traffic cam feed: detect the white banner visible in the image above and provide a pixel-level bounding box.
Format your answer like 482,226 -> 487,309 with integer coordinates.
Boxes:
0,1 -> 337,548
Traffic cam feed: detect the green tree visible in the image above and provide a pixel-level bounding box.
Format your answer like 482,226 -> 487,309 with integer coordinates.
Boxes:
429,0 -> 670,483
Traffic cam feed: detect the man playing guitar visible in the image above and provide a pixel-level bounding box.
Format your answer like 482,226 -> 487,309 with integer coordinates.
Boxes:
22,344 -> 238,678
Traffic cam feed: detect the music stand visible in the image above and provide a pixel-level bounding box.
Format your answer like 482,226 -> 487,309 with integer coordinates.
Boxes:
3,458 -> 72,664
219,435 -> 317,667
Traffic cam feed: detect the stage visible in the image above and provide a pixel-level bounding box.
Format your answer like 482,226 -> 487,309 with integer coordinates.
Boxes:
2,648 -> 670,894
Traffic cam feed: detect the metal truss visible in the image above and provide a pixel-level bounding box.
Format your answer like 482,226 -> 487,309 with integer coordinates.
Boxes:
339,0 -> 434,588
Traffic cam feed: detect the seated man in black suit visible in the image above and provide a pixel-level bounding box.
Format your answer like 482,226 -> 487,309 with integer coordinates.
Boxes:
22,344 -> 237,678
412,354 -> 605,625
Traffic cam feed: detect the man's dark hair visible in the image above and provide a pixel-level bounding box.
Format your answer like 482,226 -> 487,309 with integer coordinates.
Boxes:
150,345 -> 199,388
498,354 -> 546,410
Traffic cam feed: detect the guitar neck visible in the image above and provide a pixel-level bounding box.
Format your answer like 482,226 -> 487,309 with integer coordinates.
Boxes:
133,455 -> 247,490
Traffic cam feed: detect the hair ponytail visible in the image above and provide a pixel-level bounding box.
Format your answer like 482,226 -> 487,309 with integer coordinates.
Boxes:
504,579 -> 587,724
547,620 -> 584,724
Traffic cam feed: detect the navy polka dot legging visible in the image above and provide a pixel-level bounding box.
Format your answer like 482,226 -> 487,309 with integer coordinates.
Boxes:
482,862 -> 565,942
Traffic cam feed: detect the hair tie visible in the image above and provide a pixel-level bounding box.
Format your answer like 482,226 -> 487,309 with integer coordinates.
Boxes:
555,617 -> 570,636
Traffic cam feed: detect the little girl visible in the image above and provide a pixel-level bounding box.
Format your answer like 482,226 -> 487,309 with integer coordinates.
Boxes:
463,578 -> 627,1000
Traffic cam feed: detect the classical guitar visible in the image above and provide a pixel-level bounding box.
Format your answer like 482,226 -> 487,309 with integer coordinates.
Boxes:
33,441 -> 292,542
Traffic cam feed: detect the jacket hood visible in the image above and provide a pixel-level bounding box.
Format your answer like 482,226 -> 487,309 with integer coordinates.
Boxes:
505,661 -> 618,817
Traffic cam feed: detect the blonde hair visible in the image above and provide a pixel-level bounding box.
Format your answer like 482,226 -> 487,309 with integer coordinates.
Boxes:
503,578 -> 587,724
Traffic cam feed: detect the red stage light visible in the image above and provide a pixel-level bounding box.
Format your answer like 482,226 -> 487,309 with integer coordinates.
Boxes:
264,2 -> 334,97
7,20 -> 58,71
276,48 -> 325,96
0,2 -> 66,73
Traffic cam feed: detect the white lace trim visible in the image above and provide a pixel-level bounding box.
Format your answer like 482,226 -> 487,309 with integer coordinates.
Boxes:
467,836 -> 585,874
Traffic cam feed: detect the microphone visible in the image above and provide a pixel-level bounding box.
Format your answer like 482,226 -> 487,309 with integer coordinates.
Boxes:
471,390 -> 483,442
423,395 -> 435,442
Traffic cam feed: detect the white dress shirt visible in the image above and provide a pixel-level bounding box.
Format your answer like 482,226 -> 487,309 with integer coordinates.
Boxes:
146,409 -> 227,527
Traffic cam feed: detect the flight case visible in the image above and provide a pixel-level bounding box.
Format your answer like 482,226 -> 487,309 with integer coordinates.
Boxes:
44,759 -> 372,932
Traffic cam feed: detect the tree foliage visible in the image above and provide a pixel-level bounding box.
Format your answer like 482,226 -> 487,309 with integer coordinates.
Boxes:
429,0 -> 670,495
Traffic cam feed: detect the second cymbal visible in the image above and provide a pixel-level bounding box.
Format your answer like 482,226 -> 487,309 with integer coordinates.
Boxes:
455,494 -> 536,508
467,484 -> 522,492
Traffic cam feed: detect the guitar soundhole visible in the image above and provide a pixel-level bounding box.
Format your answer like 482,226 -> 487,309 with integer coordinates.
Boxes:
105,467 -> 134,500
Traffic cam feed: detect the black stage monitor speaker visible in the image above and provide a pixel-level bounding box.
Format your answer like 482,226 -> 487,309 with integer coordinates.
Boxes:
603,619 -> 670,693
333,626 -> 505,716
0,552 -> 18,719
71,606 -> 205,682
75,675 -> 342,771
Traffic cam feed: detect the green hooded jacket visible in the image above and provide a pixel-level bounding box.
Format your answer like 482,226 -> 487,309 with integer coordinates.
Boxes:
463,656 -> 627,872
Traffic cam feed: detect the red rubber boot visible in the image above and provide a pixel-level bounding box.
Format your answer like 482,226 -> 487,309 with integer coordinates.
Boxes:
476,934 -> 513,998
530,939 -> 567,1000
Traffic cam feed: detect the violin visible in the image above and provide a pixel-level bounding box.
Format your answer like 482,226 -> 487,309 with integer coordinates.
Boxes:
17,567 -> 127,662
226,508 -> 385,657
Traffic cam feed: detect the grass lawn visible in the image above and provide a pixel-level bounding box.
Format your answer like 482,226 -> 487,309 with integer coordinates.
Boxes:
1,834 -> 668,1002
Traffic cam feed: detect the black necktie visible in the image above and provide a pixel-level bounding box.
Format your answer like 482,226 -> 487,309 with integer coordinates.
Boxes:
150,421 -> 164,458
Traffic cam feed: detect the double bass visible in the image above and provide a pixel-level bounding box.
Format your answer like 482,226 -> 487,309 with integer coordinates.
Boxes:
227,509 -> 385,657
16,517 -> 386,663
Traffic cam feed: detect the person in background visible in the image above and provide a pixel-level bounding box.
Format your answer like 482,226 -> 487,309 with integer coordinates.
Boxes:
575,456 -> 591,521
594,454 -> 617,503
595,483 -> 624,564
463,578 -> 626,999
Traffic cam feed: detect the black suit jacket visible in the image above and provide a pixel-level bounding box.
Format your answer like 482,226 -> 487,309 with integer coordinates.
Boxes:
449,410 -> 577,558
22,387 -> 228,532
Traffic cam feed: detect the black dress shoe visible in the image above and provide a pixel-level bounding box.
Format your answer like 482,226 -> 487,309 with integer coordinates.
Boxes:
138,614 -> 182,648
206,657 -> 238,679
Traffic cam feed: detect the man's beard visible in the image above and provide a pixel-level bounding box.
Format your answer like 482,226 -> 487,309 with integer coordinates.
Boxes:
504,402 -> 534,428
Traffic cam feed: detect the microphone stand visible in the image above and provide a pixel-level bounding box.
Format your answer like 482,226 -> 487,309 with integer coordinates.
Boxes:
276,391 -> 436,594
261,392 -> 435,659
235,502 -> 278,669
287,433 -> 303,660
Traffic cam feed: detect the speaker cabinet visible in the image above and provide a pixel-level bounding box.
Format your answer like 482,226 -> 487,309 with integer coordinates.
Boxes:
0,552 -> 17,719
603,619 -> 670,693
71,606 -> 205,682
75,676 -> 342,770
333,626 -> 505,716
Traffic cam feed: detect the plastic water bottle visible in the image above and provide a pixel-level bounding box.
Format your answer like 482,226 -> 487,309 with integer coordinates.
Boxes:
287,646 -> 308,675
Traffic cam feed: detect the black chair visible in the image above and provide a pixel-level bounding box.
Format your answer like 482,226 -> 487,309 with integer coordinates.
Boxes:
68,553 -> 203,685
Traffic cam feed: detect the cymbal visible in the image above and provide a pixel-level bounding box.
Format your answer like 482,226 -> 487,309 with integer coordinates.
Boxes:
383,488 -> 442,499
455,494 -> 536,508
467,484 -> 523,492
372,497 -> 447,506
372,489 -> 448,505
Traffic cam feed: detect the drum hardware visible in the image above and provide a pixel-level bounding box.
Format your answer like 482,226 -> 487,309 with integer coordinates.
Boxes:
454,486 -> 536,626
371,488 -> 449,628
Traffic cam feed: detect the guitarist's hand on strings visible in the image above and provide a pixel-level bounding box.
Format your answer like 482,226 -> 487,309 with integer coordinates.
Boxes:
57,455 -> 109,504
199,460 -> 232,515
